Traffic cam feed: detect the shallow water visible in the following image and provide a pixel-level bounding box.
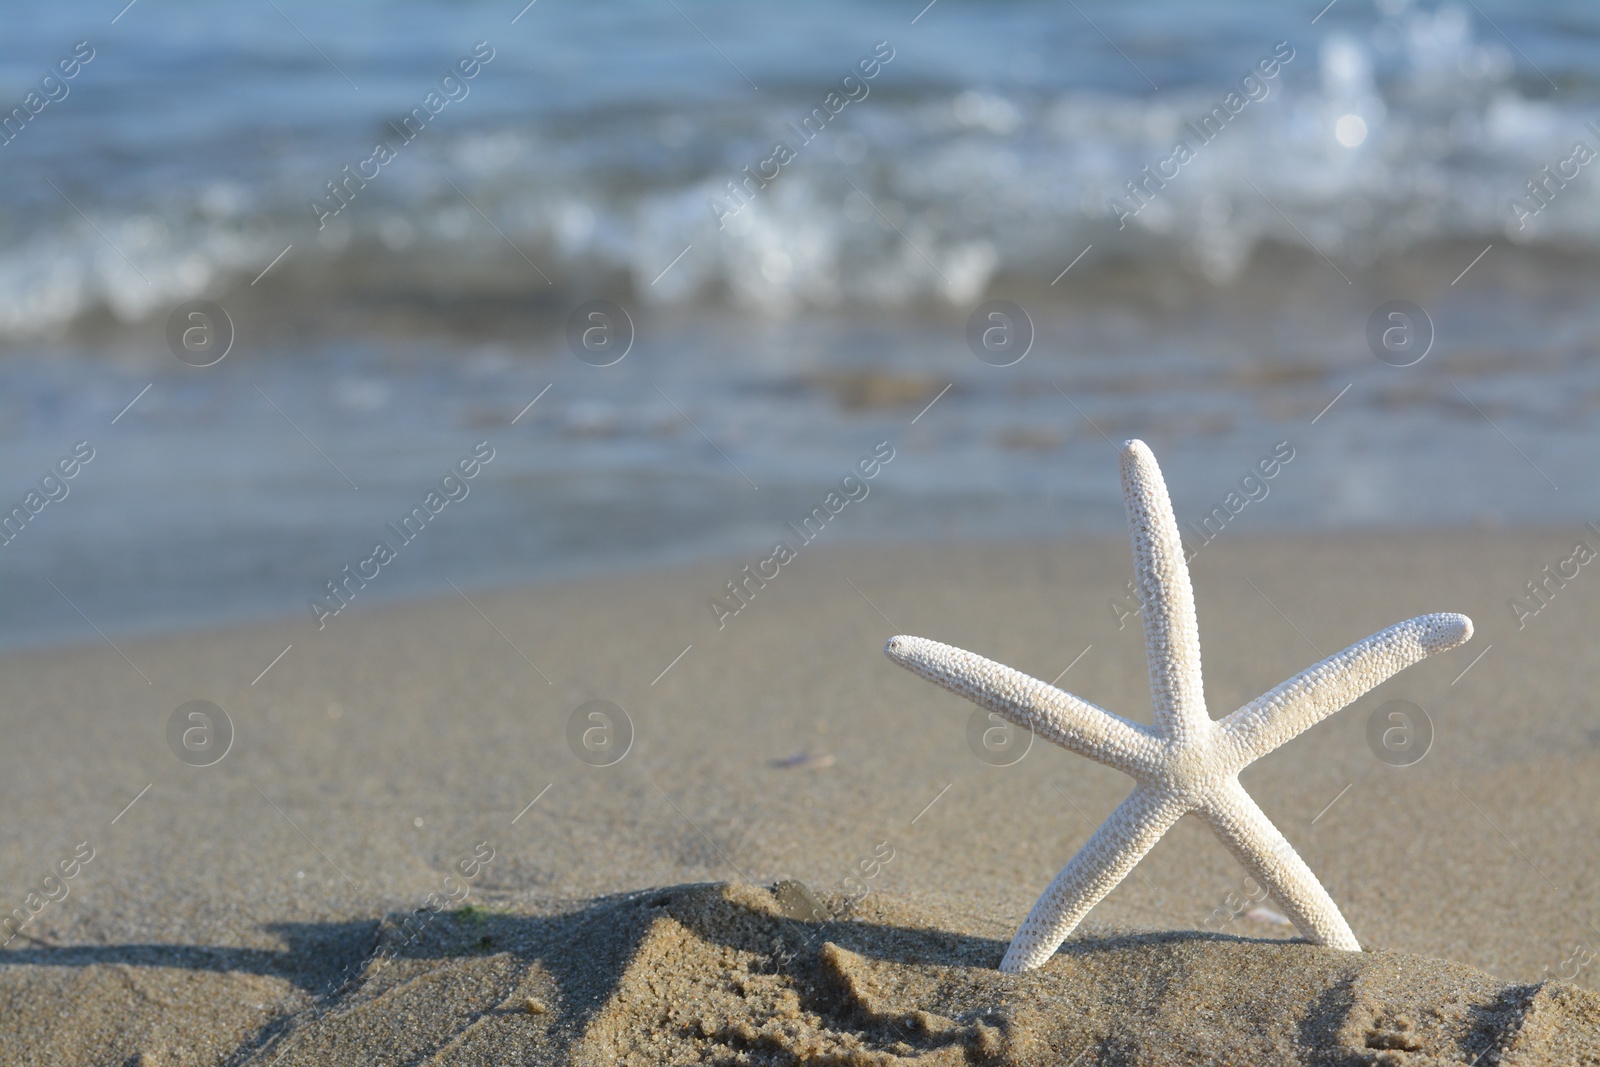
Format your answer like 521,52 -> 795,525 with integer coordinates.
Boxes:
2,1 -> 1597,646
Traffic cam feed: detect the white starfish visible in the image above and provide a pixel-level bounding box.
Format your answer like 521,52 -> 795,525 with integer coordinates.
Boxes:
885,439 -> 1473,972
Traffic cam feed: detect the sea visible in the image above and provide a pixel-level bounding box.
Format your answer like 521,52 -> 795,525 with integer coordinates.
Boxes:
3,0 -> 1597,647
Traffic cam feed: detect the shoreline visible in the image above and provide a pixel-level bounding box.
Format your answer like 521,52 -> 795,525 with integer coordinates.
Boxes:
5,519 -> 1588,657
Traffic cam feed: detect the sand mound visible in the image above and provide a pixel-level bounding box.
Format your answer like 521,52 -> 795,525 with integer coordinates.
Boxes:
4,881 -> 1597,1065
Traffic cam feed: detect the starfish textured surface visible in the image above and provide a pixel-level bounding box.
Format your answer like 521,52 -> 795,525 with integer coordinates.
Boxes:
885,440 -> 1473,972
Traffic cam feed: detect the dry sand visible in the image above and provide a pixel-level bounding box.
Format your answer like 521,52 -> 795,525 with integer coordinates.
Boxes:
2,530 -> 1598,1064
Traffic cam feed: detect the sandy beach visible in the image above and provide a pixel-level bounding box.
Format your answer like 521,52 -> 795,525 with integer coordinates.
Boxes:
2,529 -> 1597,1063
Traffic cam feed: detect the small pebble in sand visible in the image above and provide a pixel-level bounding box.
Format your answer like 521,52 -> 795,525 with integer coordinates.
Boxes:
1243,904 -> 1293,927
769,752 -> 835,770
526,996 -> 548,1015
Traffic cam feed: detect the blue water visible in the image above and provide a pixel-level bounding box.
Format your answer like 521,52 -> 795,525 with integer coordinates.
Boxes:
2,1 -> 1598,646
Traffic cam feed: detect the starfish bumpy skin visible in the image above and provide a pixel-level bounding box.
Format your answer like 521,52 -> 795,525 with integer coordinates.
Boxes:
885,439 -> 1472,972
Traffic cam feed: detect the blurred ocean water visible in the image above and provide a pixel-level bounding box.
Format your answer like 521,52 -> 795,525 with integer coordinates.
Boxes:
7,0 -> 1600,327
2,0 -> 1597,646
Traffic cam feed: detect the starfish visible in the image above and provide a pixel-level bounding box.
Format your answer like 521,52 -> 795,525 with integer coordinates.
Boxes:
884,439 -> 1473,972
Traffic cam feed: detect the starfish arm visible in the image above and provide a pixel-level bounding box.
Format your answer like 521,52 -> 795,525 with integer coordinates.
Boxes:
1001,784 -> 1190,971
1199,779 -> 1361,951
1120,440 -> 1209,743
884,635 -> 1163,777
1219,613 -> 1473,766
